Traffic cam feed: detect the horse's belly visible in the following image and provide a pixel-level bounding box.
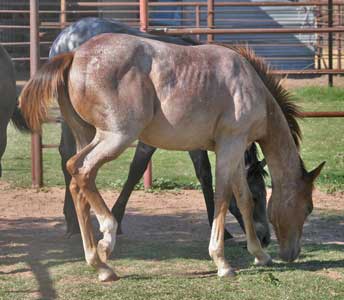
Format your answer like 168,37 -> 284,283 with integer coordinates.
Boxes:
139,116 -> 215,151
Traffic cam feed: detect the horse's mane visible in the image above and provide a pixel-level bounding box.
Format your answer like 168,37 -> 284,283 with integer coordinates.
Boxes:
216,44 -> 303,151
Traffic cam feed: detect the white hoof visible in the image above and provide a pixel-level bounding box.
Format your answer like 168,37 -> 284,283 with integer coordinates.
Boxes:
217,267 -> 236,278
98,267 -> 119,282
254,253 -> 272,266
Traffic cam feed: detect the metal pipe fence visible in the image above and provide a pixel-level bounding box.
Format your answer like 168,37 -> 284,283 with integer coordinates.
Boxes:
0,0 -> 343,188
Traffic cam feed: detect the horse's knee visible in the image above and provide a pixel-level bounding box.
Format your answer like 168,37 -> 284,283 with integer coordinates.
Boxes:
235,193 -> 254,215
66,157 -> 77,177
69,179 -> 78,193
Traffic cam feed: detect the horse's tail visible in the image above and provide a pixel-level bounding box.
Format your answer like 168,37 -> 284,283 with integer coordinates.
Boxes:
10,100 -> 30,132
19,52 -> 74,132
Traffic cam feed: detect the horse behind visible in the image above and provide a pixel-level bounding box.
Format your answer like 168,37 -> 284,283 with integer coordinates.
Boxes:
51,17 -> 270,245
0,45 -> 28,176
19,33 -> 324,282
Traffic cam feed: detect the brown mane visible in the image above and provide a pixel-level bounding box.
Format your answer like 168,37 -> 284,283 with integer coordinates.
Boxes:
216,44 -> 303,150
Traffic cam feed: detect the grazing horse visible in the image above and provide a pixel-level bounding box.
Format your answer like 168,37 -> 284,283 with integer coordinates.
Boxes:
19,34 -> 325,281
50,17 -> 270,244
0,45 -> 28,176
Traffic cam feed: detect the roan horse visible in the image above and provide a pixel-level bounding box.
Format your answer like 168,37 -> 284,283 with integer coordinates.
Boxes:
50,17 -> 270,244
0,44 -> 28,176
19,33 -> 325,282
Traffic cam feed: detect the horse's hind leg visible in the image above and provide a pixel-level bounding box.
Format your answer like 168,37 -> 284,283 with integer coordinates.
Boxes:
67,130 -> 136,281
69,176 -> 117,281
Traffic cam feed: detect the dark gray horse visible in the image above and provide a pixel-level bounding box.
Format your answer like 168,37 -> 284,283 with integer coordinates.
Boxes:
0,45 -> 29,176
50,17 -> 270,245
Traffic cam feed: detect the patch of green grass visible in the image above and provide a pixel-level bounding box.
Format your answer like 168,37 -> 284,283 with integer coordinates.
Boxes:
293,87 -> 344,193
1,240 -> 343,300
1,86 -> 344,192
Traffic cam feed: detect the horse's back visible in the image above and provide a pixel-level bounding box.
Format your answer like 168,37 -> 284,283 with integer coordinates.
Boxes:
50,17 -> 195,58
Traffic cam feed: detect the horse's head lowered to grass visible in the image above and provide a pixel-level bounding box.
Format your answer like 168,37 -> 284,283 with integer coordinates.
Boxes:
268,161 -> 325,261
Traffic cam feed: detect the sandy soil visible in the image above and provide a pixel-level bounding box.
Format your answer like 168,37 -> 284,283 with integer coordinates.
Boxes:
0,180 -> 343,245
0,179 -> 343,299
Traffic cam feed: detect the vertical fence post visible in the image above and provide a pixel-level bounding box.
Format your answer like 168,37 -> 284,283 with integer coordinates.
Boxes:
337,5 -> 342,69
30,0 -> 43,188
328,0 -> 333,87
60,0 -> 67,28
207,0 -> 214,42
195,5 -> 200,42
140,0 -> 148,32
139,0 -> 152,189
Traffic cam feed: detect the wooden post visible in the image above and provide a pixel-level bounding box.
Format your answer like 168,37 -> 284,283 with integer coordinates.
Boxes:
195,5 -> 200,42
140,0 -> 148,32
328,0 -> 333,86
30,0 -> 43,188
139,0 -> 152,189
60,0 -> 67,28
207,0 -> 214,42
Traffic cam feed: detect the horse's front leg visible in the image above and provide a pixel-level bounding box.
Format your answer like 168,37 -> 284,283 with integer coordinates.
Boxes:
188,150 -> 233,240
111,141 -> 156,234
59,122 -> 80,237
209,139 -> 245,277
231,161 -> 272,266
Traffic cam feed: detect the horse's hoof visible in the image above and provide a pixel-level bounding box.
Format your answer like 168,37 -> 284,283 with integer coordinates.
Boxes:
218,267 -> 236,278
64,230 -> 80,239
98,268 -> 119,282
224,231 -> 234,240
97,240 -> 111,263
254,253 -> 273,266
65,224 -> 81,238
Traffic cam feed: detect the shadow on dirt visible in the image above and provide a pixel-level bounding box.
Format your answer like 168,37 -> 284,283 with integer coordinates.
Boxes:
0,208 -> 343,299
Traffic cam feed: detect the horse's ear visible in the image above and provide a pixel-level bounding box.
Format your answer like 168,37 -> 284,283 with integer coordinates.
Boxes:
308,161 -> 326,182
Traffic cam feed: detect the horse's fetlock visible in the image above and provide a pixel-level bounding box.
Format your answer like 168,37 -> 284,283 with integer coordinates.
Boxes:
85,250 -> 99,267
99,216 -> 117,233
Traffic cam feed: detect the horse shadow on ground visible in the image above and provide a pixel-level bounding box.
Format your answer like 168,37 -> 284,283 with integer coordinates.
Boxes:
0,209 -> 343,299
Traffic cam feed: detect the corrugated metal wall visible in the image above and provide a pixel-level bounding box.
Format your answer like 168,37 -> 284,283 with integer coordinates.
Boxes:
177,0 -> 316,70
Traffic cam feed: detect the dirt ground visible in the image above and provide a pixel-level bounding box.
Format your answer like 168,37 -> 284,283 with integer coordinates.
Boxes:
0,179 -> 343,299
0,180 -> 343,246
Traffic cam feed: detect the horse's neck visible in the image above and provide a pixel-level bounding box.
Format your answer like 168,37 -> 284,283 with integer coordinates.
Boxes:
260,99 -> 302,185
